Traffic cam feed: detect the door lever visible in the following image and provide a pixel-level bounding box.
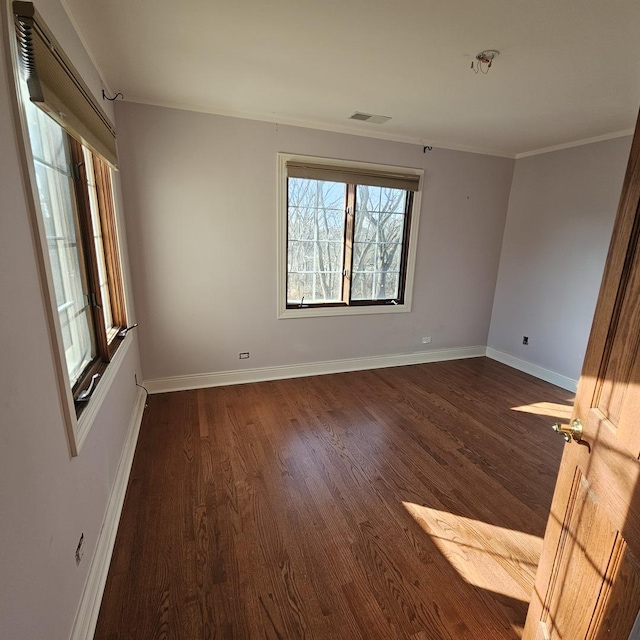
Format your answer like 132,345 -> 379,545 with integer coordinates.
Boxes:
552,418 -> 583,443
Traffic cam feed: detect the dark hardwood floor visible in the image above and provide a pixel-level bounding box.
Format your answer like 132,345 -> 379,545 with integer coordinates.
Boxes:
94,357 -> 571,640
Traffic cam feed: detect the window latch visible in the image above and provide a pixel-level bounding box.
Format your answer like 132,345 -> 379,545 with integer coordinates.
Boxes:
117,322 -> 138,338
71,162 -> 83,182
88,292 -> 101,309
343,268 -> 350,279
77,373 -> 100,402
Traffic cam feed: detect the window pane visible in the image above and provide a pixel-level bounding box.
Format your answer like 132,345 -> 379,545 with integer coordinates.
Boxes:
351,272 -> 374,300
25,101 -> 96,385
379,213 -> 405,242
313,271 -> 341,302
287,272 -> 314,304
352,242 -> 376,272
357,185 -> 381,212
288,240 -> 315,272
354,210 -> 378,243
353,185 -> 407,301
287,178 -> 345,304
316,241 -> 343,273
288,206 -> 315,241
377,243 -> 402,273
380,187 -> 406,214
376,272 -> 400,299
317,209 -> 344,241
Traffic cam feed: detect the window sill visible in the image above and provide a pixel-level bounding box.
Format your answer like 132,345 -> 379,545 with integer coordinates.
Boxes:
74,333 -> 133,453
278,302 -> 412,319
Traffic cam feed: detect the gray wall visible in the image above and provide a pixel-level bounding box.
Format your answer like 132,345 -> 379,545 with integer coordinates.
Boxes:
115,101 -> 515,381
488,137 -> 632,382
0,0 -> 141,638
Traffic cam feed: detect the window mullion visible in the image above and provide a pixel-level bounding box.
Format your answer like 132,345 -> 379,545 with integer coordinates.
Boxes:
342,184 -> 355,304
69,137 -> 110,364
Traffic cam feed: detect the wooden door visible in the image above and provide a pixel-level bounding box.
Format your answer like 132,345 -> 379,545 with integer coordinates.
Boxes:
523,114 -> 640,639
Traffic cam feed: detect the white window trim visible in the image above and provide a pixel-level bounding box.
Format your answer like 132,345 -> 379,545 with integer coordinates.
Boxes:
277,153 -> 423,319
4,1 -> 133,456
74,334 -> 133,451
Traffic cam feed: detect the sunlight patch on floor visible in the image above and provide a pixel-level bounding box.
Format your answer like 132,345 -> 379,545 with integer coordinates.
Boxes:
403,503 -> 543,603
511,401 -> 573,421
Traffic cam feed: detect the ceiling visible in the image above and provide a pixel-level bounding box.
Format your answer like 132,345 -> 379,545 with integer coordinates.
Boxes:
61,0 -> 640,158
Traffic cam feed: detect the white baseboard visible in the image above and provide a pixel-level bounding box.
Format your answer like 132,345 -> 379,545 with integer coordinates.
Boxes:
486,347 -> 578,392
144,346 -> 487,394
70,387 -> 147,640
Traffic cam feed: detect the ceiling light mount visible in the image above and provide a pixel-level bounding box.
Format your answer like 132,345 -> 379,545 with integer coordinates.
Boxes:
471,49 -> 500,74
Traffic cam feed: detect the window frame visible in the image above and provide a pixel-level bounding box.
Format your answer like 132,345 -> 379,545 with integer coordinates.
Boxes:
68,137 -> 128,398
277,153 -> 423,319
5,0 -> 132,456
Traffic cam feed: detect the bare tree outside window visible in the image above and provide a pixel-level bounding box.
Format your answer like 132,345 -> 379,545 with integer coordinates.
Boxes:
287,178 -> 410,306
287,178 -> 346,304
352,185 -> 407,301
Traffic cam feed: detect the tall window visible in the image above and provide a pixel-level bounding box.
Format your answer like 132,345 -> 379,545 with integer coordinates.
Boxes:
12,1 -> 128,450
27,104 -> 96,385
280,155 -> 422,317
23,95 -> 127,404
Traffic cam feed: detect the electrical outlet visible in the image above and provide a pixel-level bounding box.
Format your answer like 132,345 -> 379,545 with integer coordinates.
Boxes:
239,352 -> 250,359
75,533 -> 84,566
523,336 -> 529,345
421,336 -> 432,344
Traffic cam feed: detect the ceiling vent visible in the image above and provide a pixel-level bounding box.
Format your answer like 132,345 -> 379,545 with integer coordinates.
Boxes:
350,112 -> 392,125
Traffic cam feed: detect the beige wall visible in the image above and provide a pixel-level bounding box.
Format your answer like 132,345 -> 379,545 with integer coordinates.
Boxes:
115,101 -> 515,381
0,1 -> 141,638
488,136 -> 632,382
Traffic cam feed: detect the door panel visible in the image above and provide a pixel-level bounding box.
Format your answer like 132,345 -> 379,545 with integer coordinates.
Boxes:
592,545 -> 640,640
524,112 -> 640,639
540,468 -> 621,639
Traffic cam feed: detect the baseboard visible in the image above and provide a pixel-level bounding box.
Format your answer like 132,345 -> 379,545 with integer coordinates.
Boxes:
69,387 -> 147,640
144,346 -> 487,394
486,347 -> 578,392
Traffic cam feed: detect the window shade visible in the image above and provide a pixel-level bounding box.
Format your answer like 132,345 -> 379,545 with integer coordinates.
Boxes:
13,1 -> 118,169
287,161 -> 420,192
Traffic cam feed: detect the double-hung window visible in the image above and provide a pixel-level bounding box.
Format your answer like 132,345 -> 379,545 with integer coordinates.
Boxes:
11,1 -> 128,453
278,154 -> 423,318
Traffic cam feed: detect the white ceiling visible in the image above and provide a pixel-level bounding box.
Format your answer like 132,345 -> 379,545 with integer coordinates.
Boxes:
61,0 -> 640,157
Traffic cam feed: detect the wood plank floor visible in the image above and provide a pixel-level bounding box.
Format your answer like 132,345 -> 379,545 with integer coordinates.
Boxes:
95,357 -> 572,640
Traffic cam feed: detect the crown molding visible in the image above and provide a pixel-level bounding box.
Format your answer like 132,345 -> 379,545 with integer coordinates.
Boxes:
515,129 -> 634,159
120,96 -> 517,159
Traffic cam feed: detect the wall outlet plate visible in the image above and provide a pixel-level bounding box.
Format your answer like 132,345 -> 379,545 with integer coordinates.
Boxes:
239,352 -> 250,359
422,336 -> 432,344
523,336 -> 529,345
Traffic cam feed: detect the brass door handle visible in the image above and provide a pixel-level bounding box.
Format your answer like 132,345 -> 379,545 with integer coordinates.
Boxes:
552,418 -> 583,443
